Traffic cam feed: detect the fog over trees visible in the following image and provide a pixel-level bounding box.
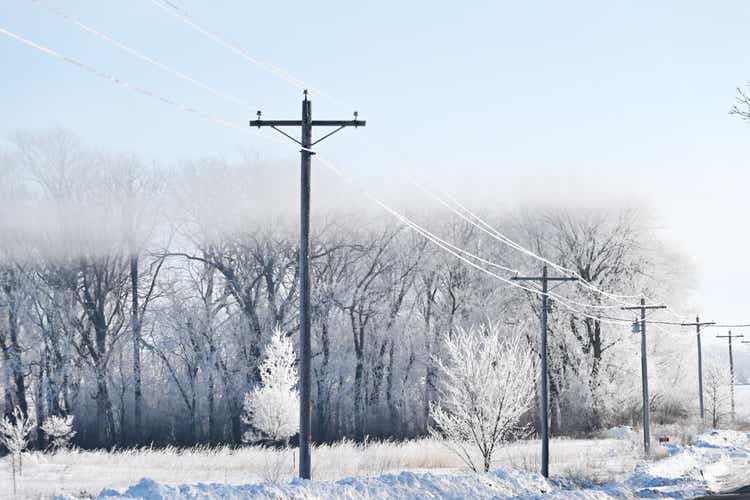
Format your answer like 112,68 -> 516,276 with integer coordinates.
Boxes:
0,128 -> 699,448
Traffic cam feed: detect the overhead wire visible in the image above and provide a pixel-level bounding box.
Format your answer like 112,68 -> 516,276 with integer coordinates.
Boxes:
0,24 -> 603,322
145,0 -> 337,105
138,0 -> 688,320
1,19 -> 724,329
30,0 -> 254,110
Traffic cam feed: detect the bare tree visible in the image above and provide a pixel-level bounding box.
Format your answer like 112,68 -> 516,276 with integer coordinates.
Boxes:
705,363 -> 730,428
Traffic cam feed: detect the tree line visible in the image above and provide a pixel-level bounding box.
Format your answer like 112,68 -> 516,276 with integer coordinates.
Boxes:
0,129 -> 696,449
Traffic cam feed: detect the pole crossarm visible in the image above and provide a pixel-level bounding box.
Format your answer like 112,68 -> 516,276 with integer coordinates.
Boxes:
250,113 -> 365,148
681,321 -> 716,327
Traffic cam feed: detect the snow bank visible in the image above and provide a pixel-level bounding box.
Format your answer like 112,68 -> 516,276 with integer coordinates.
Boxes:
77,430 -> 750,499
92,470 -> 627,500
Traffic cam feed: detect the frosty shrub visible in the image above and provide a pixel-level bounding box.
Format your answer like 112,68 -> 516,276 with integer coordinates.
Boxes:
0,406 -> 36,494
41,414 -> 76,450
429,324 -> 535,472
242,327 -> 300,442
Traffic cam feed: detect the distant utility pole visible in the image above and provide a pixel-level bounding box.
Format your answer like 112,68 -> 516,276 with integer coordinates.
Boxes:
716,330 -> 744,423
511,265 -> 576,479
250,90 -> 365,480
622,298 -> 666,456
681,316 -> 715,424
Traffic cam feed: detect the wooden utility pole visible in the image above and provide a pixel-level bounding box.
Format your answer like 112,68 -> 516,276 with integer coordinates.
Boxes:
717,330 -> 744,423
250,91 -> 365,479
511,265 -> 576,478
681,316 -> 715,424
622,298 -> 666,456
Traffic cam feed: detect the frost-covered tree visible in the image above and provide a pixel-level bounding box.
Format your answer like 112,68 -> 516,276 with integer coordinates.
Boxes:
41,414 -> 76,450
705,363 -> 730,428
429,324 -> 535,472
0,405 -> 36,493
242,327 -> 299,442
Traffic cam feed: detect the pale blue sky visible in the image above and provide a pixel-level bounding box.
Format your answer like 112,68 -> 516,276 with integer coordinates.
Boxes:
1,1 -> 750,344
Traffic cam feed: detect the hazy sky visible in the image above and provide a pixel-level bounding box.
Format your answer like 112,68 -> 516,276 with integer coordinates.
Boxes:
2,1 -> 750,349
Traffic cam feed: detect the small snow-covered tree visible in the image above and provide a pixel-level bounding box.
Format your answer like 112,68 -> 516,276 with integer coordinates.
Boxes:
41,415 -> 76,450
705,363 -> 730,428
0,406 -> 36,493
429,324 -> 535,472
242,327 -> 299,442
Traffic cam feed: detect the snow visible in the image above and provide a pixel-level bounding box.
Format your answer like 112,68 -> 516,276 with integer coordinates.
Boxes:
62,429 -> 749,499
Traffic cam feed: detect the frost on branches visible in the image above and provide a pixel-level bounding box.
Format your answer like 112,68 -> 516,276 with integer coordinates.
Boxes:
429,324 -> 535,472
41,415 -> 76,450
242,327 -> 300,443
0,405 -> 36,493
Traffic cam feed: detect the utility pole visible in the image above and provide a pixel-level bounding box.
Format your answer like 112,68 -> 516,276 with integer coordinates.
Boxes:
250,90 -> 365,479
681,316 -> 715,424
716,330 -> 744,423
622,298 -> 666,456
511,265 -> 576,478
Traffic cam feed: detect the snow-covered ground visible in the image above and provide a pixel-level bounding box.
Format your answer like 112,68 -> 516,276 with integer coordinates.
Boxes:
1,436 -> 640,499
41,429 -> 749,499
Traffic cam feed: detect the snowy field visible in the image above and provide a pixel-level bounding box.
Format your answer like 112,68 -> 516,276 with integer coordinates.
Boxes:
1,437 -> 639,499
1,427 -> 748,499
59,429 -> 749,499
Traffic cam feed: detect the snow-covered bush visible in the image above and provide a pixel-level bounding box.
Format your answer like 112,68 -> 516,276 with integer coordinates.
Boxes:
429,324 -> 535,472
41,414 -> 76,450
0,405 -> 36,493
242,327 -> 300,442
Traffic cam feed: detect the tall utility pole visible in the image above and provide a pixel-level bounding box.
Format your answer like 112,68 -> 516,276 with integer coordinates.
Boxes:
681,316 -> 715,424
622,298 -> 666,456
250,90 -> 365,479
511,265 -> 576,478
716,330 -> 744,423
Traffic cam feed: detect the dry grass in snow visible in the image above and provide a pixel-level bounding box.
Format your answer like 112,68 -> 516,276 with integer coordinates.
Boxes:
0,436 -> 646,499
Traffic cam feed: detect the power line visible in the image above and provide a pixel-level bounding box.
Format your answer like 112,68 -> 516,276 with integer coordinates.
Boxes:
412,181 -> 696,321
0,23 -> 573,315
30,0 -> 254,109
0,26 -> 255,137
0,22 -> 718,331
314,155 -> 638,327
29,1 -> 688,319
138,0 -> 701,324
0,24 -> 565,315
146,0 -> 335,104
